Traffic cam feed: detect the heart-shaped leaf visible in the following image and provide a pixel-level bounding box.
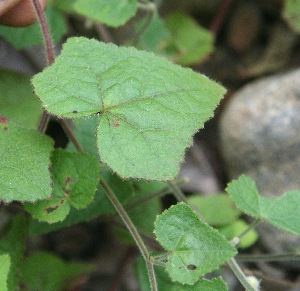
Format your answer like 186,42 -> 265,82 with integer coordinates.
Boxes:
32,37 -> 225,180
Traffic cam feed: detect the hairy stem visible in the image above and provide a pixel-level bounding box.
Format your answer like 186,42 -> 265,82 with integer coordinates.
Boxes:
100,178 -> 158,291
227,258 -> 257,291
31,0 -> 54,133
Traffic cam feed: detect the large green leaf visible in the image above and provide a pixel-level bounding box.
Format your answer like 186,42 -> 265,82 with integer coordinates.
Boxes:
226,175 -> 300,236
32,37 -> 225,180
136,257 -> 228,291
0,70 -> 42,129
24,149 -> 99,223
0,118 -> 53,202
154,203 -> 237,285
19,252 -> 91,291
0,7 -> 66,49
73,0 -> 138,27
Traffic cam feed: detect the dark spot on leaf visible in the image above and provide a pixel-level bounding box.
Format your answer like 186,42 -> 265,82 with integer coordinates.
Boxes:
113,123 -> 120,127
62,175 -> 74,194
0,115 -> 9,123
187,264 -> 197,270
72,110 -> 78,114
3,126 -> 8,131
44,205 -> 59,214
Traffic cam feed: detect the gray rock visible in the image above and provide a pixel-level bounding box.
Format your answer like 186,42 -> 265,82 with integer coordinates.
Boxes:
219,69 -> 300,269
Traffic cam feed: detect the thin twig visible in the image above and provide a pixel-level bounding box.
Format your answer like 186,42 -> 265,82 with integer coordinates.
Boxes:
94,23 -> 114,43
100,178 -> 158,291
237,252 -> 300,262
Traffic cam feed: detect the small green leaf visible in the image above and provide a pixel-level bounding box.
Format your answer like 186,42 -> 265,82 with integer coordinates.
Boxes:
19,251 -> 91,291
74,0 -> 138,27
32,37 -> 225,180
136,256 -> 228,291
0,7 -> 66,49
226,175 -> 300,236
219,220 -> 259,249
0,216 -> 27,291
0,119 -> 53,202
154,203 -> 237,285
0,70 -> 42,129
226,175 -> 261,217
165,13 -> 213,65
29,167 -> 134,234
284,0 -> 300,32
0,254 -> 10,291
25,149 -> 99,223
188,194 -> 241,226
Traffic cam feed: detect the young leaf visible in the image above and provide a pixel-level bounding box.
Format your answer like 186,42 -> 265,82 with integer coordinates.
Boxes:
226,175 -> 300,237
0,254 -> 10,291
0,70 -> 42,129
225,175 -> 261,217
0,216 -> 27,291
165,13 -> 213,65
19,251 -> 92,291
136,257 -> 228,291
188,194 -> 241,226
73,0 -> 138,27
0,7 -> 66,49
154,203 -> 237,285
0,119 -> 53,202
32,37 -> 225,180
24,149 -> 99,223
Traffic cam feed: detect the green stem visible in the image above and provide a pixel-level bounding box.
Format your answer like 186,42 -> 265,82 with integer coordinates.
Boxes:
231,218 -> 262,247
237,252 -> 300,262
227,258 -> 257,291
100,178 -> 158,291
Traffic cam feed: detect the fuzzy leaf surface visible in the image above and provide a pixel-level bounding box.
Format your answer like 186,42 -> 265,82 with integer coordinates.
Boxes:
226,175 -> 300,236
25,149 -> 99,223
154,203 -> 236,284
0,119 -> 53,202
74,0 -> 137,27
32,37 -> 225,180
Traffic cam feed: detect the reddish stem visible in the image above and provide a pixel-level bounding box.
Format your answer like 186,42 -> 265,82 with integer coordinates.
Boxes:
31,0 -> 54,65
210,0 -> 233,34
